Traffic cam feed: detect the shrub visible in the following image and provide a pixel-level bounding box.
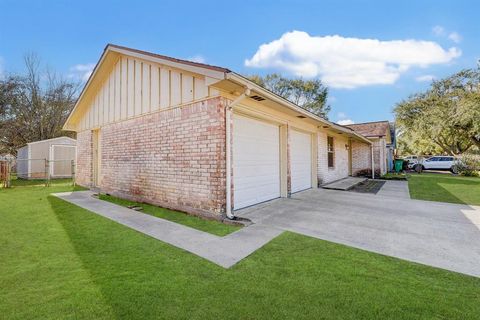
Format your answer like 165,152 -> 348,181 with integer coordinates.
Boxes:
454,154 -> 480,177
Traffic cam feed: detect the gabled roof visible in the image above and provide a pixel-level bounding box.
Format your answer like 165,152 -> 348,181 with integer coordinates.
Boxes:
107,44 -> 230,73
64,44 -> 372,144
26,136 -> 76,146
345,121 -> 392,142
16,136 -> 76,150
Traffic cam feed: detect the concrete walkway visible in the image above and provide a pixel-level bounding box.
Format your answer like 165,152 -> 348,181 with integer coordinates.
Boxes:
322,177 -> 367,190
376,180 -> 410,198
53,191 -> 282,268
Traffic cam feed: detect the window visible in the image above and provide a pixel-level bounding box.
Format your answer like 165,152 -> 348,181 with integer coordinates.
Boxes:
327,136 -> 334,168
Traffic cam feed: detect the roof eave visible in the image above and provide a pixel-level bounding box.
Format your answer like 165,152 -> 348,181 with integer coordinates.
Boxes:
226,73 -> 372,144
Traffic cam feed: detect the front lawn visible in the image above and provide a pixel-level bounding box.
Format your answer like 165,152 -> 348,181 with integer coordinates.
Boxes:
408,173 -> 480,205
99,194 -> 241,236
1,180 -> 480,319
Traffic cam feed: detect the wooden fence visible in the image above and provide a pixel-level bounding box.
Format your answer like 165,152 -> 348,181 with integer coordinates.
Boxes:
0,160 -> 11,188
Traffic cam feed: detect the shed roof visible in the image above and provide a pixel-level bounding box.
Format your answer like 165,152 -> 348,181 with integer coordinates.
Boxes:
17,136 -> 76,150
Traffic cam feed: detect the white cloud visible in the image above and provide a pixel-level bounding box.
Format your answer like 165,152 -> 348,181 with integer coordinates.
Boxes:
337,119 -> 355,125
448,32 -> 462,43
432,25 -> 445,36
187,55 -> 206,63
433,25 -> 462,43
415,74 -> 436,82
245,31 -> 460,89
336,112 -> 354,125
69,63 -> 95,82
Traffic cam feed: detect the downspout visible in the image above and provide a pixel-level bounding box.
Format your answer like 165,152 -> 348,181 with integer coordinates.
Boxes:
225,88 -> 251,219
371,144 -> 375,179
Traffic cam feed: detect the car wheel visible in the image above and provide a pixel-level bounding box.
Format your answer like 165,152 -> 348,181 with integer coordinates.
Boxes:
451,166 -> 458,174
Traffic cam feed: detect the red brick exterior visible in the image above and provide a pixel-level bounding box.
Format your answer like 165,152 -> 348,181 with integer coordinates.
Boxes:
75,97 -> 228,216
76,130 -> 93,187
351,140 -> 371,176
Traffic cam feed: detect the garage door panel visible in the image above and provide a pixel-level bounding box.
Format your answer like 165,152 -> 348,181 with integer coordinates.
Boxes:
233,115 -> 280,210
290,130 -> 312,193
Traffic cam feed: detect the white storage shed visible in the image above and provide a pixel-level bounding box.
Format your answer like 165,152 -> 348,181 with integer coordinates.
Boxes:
16,137 -> 76,179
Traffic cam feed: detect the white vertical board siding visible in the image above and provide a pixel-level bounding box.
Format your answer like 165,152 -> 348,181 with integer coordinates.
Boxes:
290,130 -> 312,193
114,61 -> 121,122
142,63 -> 150,113
76,55 -> 213,130
160,69 -> 170,108
127,58 -> 135,118
194,77 -> 206,100
108,71 -> 115,123
170,71 -> 181,106
233,114 -> 281,209
120,57 -> 128,119
182,74 -> 194,103
150,66 -> 159,111
134,60 -> 142,116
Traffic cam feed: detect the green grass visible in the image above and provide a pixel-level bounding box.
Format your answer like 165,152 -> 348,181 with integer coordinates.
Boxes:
381,172 -> 408,180
1,181 -> 480,319
408,173 -> 480,205
8,177 -> 75,187
99,194 -> 241,236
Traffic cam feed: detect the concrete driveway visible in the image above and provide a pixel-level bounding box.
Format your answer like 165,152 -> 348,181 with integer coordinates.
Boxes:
237,181 -> 480,277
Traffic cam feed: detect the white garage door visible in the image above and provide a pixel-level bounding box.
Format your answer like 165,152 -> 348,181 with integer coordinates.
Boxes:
290,130 -> 312,193
233,114 -> 280,210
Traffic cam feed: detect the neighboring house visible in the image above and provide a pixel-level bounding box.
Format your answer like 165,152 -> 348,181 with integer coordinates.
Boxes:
16,137 -> 77,179
346,121 -> 394,176
63,44 -> 374,218
0,154 -> 15,161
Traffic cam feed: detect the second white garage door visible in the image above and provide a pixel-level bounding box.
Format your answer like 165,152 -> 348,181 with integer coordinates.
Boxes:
233,114 -> 280,210
290,130 -> 312,193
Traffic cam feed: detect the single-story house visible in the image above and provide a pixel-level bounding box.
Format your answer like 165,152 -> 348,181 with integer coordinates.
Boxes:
346,121 -> 395,176
63,44 -> 375,219
16,137 -> 77,179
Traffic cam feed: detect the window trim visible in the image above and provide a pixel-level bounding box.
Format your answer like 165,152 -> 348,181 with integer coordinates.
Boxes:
327,136 -> 335,168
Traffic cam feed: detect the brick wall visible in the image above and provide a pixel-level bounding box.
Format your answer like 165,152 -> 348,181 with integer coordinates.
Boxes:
317,132 -> 349,184
351,138 -> 387,176
98,97 -> 227,216
373,138 -> 387,175
76,130 -> 93,186
351,140 -> 371,176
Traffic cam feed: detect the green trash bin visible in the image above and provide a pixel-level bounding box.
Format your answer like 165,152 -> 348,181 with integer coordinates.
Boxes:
394,159 -> 404,173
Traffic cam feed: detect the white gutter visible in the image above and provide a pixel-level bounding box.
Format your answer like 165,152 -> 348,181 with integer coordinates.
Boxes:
371,145 -> 375,179
225,88 -> 251,219
225,72 -> 372,145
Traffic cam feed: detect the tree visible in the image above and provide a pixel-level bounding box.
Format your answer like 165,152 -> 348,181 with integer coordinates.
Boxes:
0,54 -> 79,155
395,68 -> 480,156
248,73 -> 330,119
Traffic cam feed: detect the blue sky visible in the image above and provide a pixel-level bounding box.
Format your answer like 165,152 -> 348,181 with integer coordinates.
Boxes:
1,0 -> 479,124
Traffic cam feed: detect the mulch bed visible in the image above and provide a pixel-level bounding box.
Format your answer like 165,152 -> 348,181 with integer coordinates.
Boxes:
350,180 -> 386,194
